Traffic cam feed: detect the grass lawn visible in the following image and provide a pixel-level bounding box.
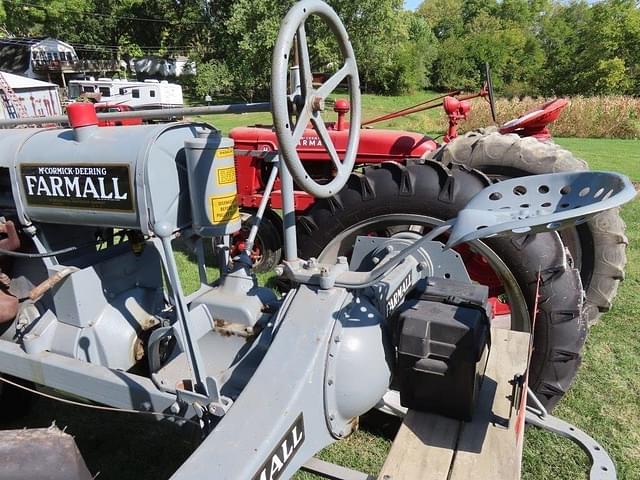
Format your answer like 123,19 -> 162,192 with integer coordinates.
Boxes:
555,137 -> 640,181
1,94 -> 637,479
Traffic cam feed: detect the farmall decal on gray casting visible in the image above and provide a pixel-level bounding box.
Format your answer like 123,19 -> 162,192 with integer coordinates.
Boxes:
20,164 -> 133,210
253,414 -> 305,480
0,1 -> 635,479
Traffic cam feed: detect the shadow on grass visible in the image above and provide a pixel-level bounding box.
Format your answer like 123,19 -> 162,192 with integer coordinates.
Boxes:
0,393 -> 198,479
1,391 -> 403,480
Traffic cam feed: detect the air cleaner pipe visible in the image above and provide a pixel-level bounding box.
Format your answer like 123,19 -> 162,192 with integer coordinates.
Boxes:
0,102 -> 272,128
67,102 -> 99,142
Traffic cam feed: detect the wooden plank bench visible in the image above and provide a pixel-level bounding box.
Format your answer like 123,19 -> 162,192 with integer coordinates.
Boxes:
377,328 -> 530,480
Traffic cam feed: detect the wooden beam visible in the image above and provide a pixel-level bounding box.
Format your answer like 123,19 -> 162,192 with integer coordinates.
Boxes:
378,411 -> 460,480
378,329 -> 530,480
449,329 -> 529,480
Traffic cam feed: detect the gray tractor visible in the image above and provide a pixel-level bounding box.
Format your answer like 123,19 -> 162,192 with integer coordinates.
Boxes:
0,2 -> 635,478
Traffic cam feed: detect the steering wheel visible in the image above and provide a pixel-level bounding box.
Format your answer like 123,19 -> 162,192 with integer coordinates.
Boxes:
271,0 -> 361,198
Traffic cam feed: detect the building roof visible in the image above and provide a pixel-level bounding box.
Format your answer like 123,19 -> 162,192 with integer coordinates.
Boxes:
0,71 -> 57,89
0,37 -> 47,47
0,37 -> 73,49
30,37 -> 76,52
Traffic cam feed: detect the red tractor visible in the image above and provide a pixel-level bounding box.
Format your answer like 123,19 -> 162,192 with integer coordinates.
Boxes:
230,76 -> 574,273
229,73 -> 627,410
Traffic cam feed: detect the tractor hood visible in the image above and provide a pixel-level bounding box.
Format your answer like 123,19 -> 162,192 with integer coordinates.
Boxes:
230,124 -> 438,162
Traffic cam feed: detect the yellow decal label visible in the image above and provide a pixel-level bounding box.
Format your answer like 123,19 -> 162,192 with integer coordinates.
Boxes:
210,194 -> 240,224
215,147 -> 234,158
216,166 -> 236,185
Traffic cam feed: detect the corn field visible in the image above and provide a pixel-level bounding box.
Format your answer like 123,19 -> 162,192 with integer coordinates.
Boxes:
455,96 -> 640,139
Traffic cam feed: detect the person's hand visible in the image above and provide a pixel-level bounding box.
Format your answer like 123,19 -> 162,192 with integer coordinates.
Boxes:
0,220 -> 20,252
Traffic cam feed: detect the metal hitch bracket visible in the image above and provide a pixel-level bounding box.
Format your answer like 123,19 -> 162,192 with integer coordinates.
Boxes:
526,388 -> 616,480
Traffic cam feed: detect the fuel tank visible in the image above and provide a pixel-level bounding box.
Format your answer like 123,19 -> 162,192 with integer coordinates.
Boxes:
2,107 -> 216,235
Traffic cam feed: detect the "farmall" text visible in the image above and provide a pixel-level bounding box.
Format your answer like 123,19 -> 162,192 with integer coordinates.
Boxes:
24,174 -> 128,200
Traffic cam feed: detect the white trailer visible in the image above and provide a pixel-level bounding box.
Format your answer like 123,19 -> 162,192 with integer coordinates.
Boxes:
67,78 -> 184,109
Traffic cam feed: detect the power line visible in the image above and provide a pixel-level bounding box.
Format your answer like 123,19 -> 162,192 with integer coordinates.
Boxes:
5,0 -> 210,25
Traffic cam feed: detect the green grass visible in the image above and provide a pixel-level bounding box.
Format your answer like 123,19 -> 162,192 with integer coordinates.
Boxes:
555,137 -> 640,182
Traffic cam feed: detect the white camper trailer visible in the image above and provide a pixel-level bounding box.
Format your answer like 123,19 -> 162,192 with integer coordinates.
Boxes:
67,78 -> 183,109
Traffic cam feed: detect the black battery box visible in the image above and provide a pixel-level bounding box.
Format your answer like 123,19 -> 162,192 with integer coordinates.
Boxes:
395,277 -> 492,421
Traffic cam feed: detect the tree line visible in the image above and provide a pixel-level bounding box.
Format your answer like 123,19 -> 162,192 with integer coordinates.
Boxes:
1,0 -> 638,99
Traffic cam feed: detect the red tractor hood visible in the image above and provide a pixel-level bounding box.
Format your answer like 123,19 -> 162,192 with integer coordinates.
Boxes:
230,124 -> 438,162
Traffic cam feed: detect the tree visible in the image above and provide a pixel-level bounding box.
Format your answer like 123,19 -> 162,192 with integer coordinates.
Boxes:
420,0 -> 546,94
2,0 -> 638,98
194,60 -> 233,98
538,0 -> 640,95
332,3 -> 437,93
593,57 -> 633,94
573,0 -> 640,94
219,0 -> 291,100
205,0 -> 432,98
537,1 -> 591,95
417,0 -> 464,40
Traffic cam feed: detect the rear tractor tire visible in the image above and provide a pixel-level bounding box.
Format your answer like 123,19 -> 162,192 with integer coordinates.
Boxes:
297,161 -> 587,410
429,130 -> 628,325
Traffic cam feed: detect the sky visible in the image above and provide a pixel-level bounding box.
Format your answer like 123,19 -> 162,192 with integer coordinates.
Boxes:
404,0 -> 421,10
